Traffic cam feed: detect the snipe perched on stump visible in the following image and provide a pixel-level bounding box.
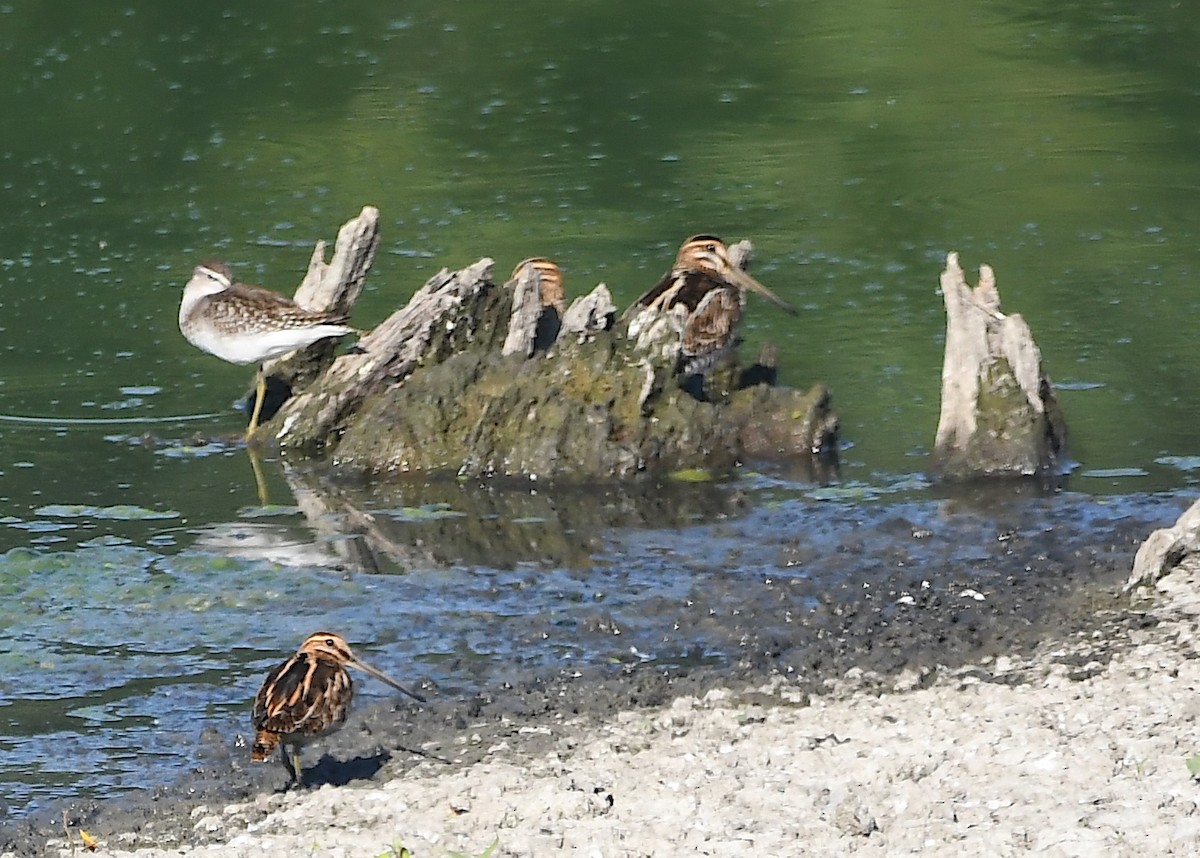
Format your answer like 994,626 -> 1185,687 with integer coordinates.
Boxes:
630,235 -> 797,378
178,262 -> 355,439
250,632 -> 425,786
509,257 -> 566,352
510,257 -> 566,315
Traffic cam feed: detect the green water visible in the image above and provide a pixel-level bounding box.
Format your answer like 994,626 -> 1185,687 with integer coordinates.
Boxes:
3,1 -> 1199,491
0,0 -> 1197,815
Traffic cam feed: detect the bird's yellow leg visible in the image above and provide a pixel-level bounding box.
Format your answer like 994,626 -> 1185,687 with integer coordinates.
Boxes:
246,369 -> 267,441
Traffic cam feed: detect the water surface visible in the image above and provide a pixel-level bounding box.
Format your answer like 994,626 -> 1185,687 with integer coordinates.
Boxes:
0,0 -> 1198,817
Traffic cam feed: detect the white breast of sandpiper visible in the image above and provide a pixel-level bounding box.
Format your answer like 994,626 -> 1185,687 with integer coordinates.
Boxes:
179,268 -> 352,365
181,320 -> 352,365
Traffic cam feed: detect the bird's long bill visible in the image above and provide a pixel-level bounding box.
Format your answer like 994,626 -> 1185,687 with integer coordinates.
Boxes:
350,657 -> 427,703
728,268 -> 799,316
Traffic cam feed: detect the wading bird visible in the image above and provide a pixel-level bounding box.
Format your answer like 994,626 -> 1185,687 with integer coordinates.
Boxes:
178,262 -> 355,439
250,632 -> 425,786
630,235 -> 797,377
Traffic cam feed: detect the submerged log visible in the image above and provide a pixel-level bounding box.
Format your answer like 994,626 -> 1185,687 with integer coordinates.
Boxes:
263,223 -> 837,481
930,252 -> 1067,480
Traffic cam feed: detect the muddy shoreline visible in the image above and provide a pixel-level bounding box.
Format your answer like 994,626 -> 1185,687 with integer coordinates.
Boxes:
0,488 -> 1186,855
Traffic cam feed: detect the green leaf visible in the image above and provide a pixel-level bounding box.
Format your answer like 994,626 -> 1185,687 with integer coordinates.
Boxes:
668,468 -> 712,482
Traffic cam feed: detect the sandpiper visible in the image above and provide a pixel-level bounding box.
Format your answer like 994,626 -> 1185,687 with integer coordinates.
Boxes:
250,632 -> 425,786
178,261 -> 355,438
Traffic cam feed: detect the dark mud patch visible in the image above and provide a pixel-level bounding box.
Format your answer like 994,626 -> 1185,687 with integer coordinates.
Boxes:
0,487 -> 1185,854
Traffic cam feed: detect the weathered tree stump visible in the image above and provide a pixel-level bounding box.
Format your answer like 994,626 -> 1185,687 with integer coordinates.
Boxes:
260,216 -> 838,481
245,205 -> 381,425
930,252 -> 1067,480
272,257 -> 502,451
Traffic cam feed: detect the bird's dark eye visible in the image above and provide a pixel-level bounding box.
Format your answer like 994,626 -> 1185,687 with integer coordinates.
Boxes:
325,638 -> 336,647
706,243 -> 716,252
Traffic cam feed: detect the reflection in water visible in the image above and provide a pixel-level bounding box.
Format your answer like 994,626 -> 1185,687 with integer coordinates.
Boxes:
280,463 -> 750,572
190,520 -> 348,570
156,444 -> 768,574
247,445 -> 271,507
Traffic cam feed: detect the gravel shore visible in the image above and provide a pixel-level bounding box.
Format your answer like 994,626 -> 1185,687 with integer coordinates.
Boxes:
24,556 -> 1200,857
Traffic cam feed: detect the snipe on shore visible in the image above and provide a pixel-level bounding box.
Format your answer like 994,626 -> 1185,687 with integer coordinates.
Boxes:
250,632 -> 425,785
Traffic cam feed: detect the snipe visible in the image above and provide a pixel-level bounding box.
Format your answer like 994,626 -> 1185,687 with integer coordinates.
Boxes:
510,257 -> 566,315
510,257 -> 566,351
250,632 -> 425,786
630,235 -> 796,377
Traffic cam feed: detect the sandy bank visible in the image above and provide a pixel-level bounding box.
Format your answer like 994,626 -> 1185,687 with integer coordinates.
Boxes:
30,559 -> 1200,857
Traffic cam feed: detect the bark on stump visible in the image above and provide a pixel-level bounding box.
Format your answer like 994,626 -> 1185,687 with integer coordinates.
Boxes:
930,252 -> 1067,480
